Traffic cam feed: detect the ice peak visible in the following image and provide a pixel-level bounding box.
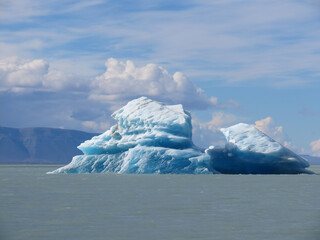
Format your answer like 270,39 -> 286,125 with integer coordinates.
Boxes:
220,123 -> 282,154
111,96 -> 192,138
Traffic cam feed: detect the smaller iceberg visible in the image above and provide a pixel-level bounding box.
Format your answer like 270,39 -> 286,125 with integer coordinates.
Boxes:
205,123 -> 312,174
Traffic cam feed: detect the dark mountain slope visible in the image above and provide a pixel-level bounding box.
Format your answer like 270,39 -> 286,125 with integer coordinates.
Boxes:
0,127 -> 98,164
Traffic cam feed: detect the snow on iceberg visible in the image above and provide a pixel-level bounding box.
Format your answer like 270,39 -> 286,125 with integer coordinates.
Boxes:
49,97 -> 214,174
205,123 -> 313,174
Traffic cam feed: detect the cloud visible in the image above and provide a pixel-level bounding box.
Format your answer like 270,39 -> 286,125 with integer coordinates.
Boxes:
90,58 -> 219,110
310,139 -> 320,157
192,112 -> 240,148
1,57 -> 222,110
0,89 -> 114,133
2,1 -> 319,88
0,0 -> 105,22
0,56 -> 229,134
254,117 -> 285,142
0,57 -> 48,88
0,57 -> 87,91
253,117 -> 306,154
205,112 -> 239,129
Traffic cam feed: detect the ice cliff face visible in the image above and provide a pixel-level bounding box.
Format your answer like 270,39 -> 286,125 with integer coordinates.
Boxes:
49,97 -> 213,174
49,97 -> 312,174
206,123 -> 312,174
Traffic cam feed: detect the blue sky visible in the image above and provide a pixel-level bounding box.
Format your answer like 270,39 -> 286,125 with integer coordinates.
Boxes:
0,0 -> 320,155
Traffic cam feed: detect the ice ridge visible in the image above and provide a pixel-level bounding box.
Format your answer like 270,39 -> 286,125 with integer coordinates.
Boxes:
206,123 -> 312,174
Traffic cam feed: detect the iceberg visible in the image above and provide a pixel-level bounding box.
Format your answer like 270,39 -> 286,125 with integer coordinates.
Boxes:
49,97 -> 214,174
205,123 -> 312,174
49,97 -> 312,174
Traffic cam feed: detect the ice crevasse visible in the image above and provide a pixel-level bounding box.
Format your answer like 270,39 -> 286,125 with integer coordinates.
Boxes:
49,97 -> 312,174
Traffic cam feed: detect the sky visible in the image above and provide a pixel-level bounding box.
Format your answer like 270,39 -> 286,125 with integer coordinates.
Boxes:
0,0 -> 320,156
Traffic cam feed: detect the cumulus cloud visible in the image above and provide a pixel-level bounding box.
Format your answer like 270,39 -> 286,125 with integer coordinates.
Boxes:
203,112 -> 239,130
254,117 -> 285,142
0,57 -> 86,91
253,116 -> 305,153
1,57 -> 225,111
310,139 -> 320,157
0,57 -> 48,88
0,56 -> 236,134
192,112 -> 240,148
90,58 -> 219,110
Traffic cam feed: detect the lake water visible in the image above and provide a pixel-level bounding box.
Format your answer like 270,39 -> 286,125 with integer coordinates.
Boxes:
0,165 -> 319,240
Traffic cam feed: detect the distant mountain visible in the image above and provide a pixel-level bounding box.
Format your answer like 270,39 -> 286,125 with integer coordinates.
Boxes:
301,155 -> 320,165
0,127 -> 98,164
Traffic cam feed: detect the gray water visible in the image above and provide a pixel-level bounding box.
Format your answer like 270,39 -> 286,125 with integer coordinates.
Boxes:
0,165 -> 319,240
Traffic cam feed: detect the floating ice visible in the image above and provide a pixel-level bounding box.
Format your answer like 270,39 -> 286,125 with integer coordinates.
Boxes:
49,97 -> 312,174
49,97 -> 213,174
205,123 -> 312,174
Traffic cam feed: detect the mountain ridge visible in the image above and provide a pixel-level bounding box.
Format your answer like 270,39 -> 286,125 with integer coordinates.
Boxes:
300,154 -> 320,165
0,127 -> 98,164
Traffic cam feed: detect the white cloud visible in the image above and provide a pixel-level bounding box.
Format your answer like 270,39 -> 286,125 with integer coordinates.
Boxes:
0,57 -> 48,88
90,58 -> 220,110
0,0 -> 104,22
253,117 -> 305,154
204,112 -> 239,130
1,0 -> 319,88
254,117 -> 285,142
0,57 -> 87,91
310,139 -> 320,157
192,112 -> 240,148
0,57 -> 226,111
1,57 -> 231,135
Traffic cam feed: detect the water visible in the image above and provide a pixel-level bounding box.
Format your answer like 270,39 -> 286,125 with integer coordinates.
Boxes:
0,165 -> 319,240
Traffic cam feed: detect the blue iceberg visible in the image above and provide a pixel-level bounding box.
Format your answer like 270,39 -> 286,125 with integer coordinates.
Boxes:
49,97 -> 312,174
49,97 -> 214,174
205,123 -> 312,174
